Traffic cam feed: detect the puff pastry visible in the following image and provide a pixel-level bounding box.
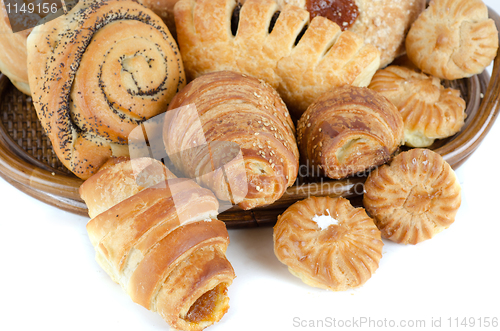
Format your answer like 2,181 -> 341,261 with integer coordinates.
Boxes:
363,148 -> 462,245
369,65 -> 467,147
297,86 -> 404,180
164,71 -> 299,210
274,196 -> 383,291
0,0 -> 33,95
80,158 -> 235,331
174,0 -> 380,119
27,0 -> 185,179
406,0 -> 499,80
265,0 -> 426,68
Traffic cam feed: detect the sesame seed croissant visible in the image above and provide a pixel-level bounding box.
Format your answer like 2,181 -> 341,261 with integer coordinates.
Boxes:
164,71 -> 299,210
27,0 -> 185,179
80,157 -> 235,331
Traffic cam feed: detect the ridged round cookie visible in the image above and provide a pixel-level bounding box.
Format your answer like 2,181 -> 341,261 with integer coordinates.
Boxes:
406,0 -> 499,80
363,149 -> 461,245
369,65 -> 466,147
274,196 -> 383,291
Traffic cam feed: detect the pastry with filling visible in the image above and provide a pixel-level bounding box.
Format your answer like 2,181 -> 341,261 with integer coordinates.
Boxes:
274,196 -> 383,291
297,85 -> 404,180
406,0 -> 499,80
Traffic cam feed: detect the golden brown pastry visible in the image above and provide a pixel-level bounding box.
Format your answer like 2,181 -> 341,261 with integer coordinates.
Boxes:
27,0 -> 185,180
363,148 -> 462,245
369,65 -> 467,147
80,158 -> 235,331
297,86 -> 404,180
274,196 -> 383,291
265,0 -> 426,68
406,0 -> 499,80
164,71 -> 299,210
174,0 -> 380,119
0,0 -> 33,95
80,157 -> 177,218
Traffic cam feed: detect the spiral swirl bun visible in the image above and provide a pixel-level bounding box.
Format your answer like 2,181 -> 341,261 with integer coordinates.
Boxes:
406,0 -> 498,80
363,149 -> 462,245
274,196 -> 383,291
27,0 -> 185,179
369,66 -> 466,148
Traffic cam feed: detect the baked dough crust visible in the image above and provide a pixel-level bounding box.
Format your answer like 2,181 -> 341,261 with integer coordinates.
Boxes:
27,0 -> 185,179
174,0 -> 380,119
164,71 -> 299,210
363,148 -> 462,245
274,196 -> 383,291
369,65 -> 466,147
406,0 -> 499,80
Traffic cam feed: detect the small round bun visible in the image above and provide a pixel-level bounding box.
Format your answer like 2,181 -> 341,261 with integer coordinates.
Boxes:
406,0 -> 499,80
369,65 -> 466,147
274,196 -> 383,291
363,149 -> 461,245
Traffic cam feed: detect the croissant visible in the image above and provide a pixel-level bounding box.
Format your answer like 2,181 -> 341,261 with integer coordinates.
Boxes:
260,0 -> 426,68
369,65 -> 467,147
297,86 -> 404,180
27,0 -> 185,179
174,0 -> 380,119
80,157 -> 235,331
164,71 -> 299,210
406,0 -> 499,80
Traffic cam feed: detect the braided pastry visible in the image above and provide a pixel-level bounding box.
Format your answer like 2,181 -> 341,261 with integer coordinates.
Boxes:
174,0 -> 380,119
297,86 -> 404,180
27,0 -> 185,179
80,158 -> 235,331
164,71 -> 299,210
274,196 -> 383,291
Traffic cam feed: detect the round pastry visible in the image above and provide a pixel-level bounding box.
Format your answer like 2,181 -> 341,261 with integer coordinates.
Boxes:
266,0 -> 426,68
174,0 -> 380,119
406,0 -> 499,80
297,86 -> 404,180
138,0 -> 179,37
363,148 -> 462,245
274,196 -> 383,291
369,65 -> 467,148
27,0 -> 185,179
164,71 -> 299,210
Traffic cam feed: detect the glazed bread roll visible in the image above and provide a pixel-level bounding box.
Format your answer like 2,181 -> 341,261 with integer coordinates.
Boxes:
406,0 -> 499,80
274,196 -> 383,291
80,158 -> 235,331
164,71 -> 299,210
174,0 -> 380,119
297,86 -> 404,180
363,149 -> 462,245
27,0 -> 185,180
369,65 -> 467,147
264,0 -> 426,68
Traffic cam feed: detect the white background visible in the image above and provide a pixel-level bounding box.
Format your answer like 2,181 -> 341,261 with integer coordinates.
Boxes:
1,1 -> 500,330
